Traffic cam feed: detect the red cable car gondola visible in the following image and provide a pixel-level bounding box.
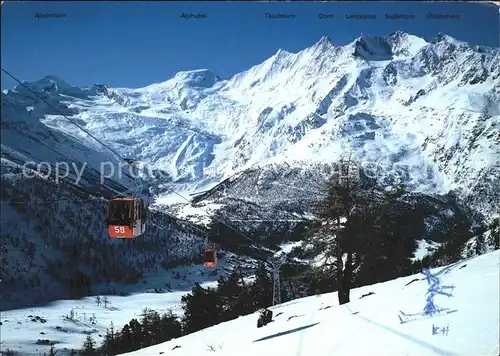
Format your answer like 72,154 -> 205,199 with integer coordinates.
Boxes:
203,249 -> 217,267
107,197 -> 146,238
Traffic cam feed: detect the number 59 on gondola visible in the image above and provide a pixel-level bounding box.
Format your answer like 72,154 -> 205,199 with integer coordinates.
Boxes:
107,197 -> 147,238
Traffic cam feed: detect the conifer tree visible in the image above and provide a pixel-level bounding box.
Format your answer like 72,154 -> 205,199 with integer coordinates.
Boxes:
442,207 -> 471,262
181,283 -> 222,334
48,345 -> 57,356
492,217 -> 500,250
118,323 -> 133,353
158,310 -> 182,342
81,335 -> 98,356
101,321 -> 118,355
305,158 -> 415,305
128,318 -> 142,350
250,262 -> 273,309
217,269 -> 253,320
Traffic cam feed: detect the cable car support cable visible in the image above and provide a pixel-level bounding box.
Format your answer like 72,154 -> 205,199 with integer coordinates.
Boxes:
1,67 -> 311,269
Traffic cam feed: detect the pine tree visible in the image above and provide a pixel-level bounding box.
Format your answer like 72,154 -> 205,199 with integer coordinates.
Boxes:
308,158 -> 361,305
158,310 -> 182,343
217,269 -> 252,321
490,217 -> 499,250
117,323 -> 133,353
128,318 -> 142,350
443,208 -> 471,262
181,283 -> 222,334
103,296 -> 109,308
235,270 -> 253,316
150,310 -> 163,345
250,262 -> 272,309
474,234 -> 486,256
101,321 -> 118,355
81,335 -> 98,356
217,271 -> 241,320
305,159 -> 414,305
89,313 -> 97,325
140,308 -> 161,347
48,345 -> 57,356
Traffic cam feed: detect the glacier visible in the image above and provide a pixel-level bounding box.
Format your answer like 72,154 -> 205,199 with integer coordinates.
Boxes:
3,31 -> 498,221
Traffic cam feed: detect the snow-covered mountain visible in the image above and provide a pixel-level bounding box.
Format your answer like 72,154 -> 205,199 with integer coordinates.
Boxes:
4,31 -> 497,219
2,31 -> 499,308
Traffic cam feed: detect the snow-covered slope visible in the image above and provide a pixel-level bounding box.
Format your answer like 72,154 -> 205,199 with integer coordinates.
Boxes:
0,277 -> 218,356
120,250 -> 500,356
5,31 -> 498,221
1,84 -> 135,195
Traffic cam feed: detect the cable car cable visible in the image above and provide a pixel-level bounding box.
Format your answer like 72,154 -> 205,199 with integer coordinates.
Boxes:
3,69 -> 151,239
1,127 -> 137,204
2,68 -> 305,265
2,68 -> 127,165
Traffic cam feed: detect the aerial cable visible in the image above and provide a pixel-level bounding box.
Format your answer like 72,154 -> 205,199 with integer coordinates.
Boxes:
1,68 -> 304,265
2,68 -> 128,164
4,69 -> 187,206
2,68 -> 262,245
1,124 -> 135,203
2,68 -> 149,201
0,197 -> 99,205
2,69 -> 141,192
169,188 -> 273,248
154,189 -> 282,263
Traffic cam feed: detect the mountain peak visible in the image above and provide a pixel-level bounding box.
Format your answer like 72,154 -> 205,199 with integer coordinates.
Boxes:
310,36 -> 334,51
387,31 -> 428,57
35,75 -> 69,87
172,69 -> 219,88
352,32 -> 428,59
275,48 -> 290,57
13,74 -> 59,88
353,35 -> 393,61
389,30 -> 411,40
434,33 -> 468,47
318,36 -> 332,45
91,83 -> 109,96
10,74 -> 70,95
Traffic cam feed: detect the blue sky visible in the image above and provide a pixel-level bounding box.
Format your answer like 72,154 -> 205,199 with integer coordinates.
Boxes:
1,1 -> 498,89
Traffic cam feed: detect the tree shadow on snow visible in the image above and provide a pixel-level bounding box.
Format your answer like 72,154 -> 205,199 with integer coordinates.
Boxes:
253,322 -> 320,343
